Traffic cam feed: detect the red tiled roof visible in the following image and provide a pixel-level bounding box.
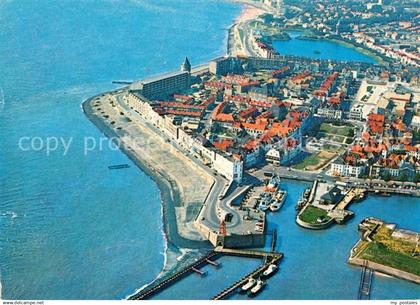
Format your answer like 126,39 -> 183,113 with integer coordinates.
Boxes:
244,139 -> 260,151
213,139 -> 233,151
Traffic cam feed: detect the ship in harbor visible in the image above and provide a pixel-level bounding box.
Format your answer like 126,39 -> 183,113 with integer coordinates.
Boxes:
257,175 -> 287,212
270,189 -> 287,212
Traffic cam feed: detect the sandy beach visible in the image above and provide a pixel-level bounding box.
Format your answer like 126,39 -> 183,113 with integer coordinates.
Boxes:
227,2 -> 269,57
234,4 -> 265,24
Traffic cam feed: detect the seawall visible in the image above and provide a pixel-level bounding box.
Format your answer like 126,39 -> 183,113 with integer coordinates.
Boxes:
82,95 -> 210,250
348,257 -> 420,285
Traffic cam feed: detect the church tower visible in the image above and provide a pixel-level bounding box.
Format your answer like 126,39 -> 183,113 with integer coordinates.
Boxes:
180,57 -> 191,73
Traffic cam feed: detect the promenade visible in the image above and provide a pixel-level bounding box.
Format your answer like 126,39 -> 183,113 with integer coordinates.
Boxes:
84,92 -> 215,244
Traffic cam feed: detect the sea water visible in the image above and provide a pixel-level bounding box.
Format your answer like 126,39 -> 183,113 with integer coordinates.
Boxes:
1,0 -> 417,300
0,0 -> 240,299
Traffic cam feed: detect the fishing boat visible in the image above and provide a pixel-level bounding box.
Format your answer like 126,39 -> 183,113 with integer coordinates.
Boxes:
240,277 -> 256,293
303,188 -> 311,198
275,190 -> 287,204
269,202 -> 280,212
270,190 -> 286,212
295,199 -> 306,211
265,175 -> 281,192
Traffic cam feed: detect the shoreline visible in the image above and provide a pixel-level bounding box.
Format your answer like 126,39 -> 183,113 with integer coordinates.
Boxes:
326,37 -> 386,65
81,4 -> 247,298
81,95 -> 211,298
227,1 -> 269,56
234,3 -> 265,24
228,2 -> 387,65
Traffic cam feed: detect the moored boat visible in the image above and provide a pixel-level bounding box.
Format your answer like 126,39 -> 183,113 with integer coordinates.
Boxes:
258,200 -> 270,212
303,188 -> 311,198
240,277 -> 256,293
269,202 -> 281,212
248,280 -> 266,297
274,190 -> 287,203
265,175 -> 281,192
261,264 -> 278,278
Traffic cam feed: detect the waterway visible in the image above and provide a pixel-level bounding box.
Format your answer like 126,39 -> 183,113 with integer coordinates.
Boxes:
0,0 -> 240,299
273,31 -> 377,63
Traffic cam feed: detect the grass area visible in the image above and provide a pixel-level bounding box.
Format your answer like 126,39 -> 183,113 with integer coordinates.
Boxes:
323,144 -> 341,152
373,226 -> 418,256
299,206 -> 331,224
293,151 -> 336,171
359,243 -> 420,276
293,154 -> 320,170
320,123 -> 354,137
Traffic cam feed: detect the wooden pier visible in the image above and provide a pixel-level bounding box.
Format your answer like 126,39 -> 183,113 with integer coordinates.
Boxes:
128,251 -> 218,300
212,247 -> 283,300
129,248 -> 283,300
214,247 -> 282,260
212,251 -> 283,300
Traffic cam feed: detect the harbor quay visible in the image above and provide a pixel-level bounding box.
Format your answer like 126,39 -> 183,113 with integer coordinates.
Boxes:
349,218 -> 420,285
295,178 -> 418,230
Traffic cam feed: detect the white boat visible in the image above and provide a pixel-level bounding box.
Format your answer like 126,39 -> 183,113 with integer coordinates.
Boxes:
258,202 -> 270,212
269,202 -> 281,212
275,190 -> 287,204
241,277 -> 256,293
262,264 -> 278,278
248,280 -> 266,296
270,190 -> 287,212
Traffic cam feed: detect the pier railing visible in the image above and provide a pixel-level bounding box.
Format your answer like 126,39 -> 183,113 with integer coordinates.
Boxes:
129,251 -> 218,300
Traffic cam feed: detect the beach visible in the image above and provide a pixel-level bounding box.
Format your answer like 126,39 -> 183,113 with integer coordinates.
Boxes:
82,92 -> 217,295
235,4 -> 265,23
228,4 -> 268,56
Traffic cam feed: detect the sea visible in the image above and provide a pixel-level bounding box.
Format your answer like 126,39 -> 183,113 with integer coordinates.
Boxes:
0,0 -> 418,300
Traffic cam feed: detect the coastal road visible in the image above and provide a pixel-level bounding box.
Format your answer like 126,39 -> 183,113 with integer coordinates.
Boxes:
114,93 -> 244,234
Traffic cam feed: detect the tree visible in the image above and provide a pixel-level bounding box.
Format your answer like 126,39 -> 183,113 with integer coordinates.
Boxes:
398,172 -> 408,182
381,171 -> 391,182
